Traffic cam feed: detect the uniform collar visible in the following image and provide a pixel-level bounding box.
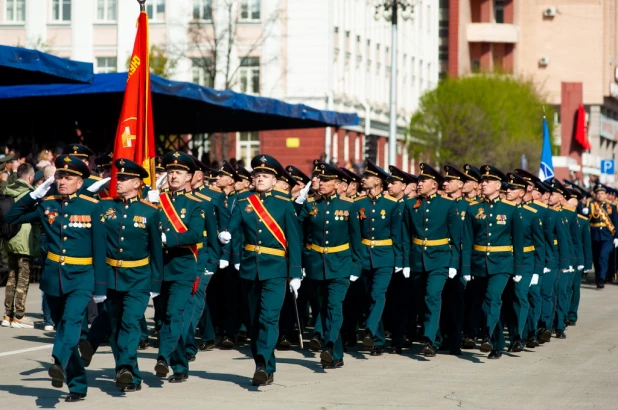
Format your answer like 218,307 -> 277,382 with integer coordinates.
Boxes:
486,196 -> 501,204
368,193 -> 382,201
61,193 -> 79,201
422,193 -> 437,200
122,195 -> 139,205
464,196 -> 477,202
237,188 -> 250,194
169,189 -> 186,198
258,191 -> 273,200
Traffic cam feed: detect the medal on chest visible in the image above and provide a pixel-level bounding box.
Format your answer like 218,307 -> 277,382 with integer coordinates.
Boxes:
44,208 -> 58,225
180,208 -> 186,219
245,204 -> 253,213
309,204 -> 318,216
359,207 -> 367,220
496,215 -> 507,225
380,209 -> 386,219
475,208 -> 486,220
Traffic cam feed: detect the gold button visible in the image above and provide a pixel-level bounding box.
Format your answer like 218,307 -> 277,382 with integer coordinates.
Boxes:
125,205 -> 128,209
325,231 -> 329,234
258,241 -> 262,244
62,249 -> 66,254
372,209 -> 375,213
488,233 -> 492,236
120,249 -> 123,252
326,211 -> 330,214
489,223 -> 492,226
64,214 -> 68,217
425,228 -> 428,231
123,215 -> 127,218
426,210 -> 429,213
63,225 -> 67,229
425,218 -> 428,222
258,230 -> 262,233
122,226 -> 125,230
372,228 -> 375,230
371,237 -> 375,239
325,241 -> 329,244
166,228 -> 170,232
64,202 -> 68,206
372,218 -> 374,221
165,250 -> 168,254
490,214 -> 493,217
121,237 -> 124,241
63,237 -> 67,241
326,221 -> 329,224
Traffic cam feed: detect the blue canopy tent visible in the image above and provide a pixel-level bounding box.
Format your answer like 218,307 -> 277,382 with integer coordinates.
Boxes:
0,72 -> 358,150
0,45 -> 94,85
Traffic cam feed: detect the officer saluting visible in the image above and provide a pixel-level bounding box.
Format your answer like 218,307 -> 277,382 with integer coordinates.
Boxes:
97,159 -> 163,392
150,151 -> 204,383
221,155 -> 302,386
63,144 -> 110,197
5,155 -> 107,402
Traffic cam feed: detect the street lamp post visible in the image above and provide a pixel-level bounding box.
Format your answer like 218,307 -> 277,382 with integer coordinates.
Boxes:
374,1 -> 414,166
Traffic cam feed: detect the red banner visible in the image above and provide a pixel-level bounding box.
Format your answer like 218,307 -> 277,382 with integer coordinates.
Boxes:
110,11 -> 156,195
575,103 -> 591,151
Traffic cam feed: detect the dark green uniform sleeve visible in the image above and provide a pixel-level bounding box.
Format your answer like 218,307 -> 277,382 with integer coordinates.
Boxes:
348,200 -> 363,277
92,202 -> 108,296
512,208 -> 525,276
204,202 -> 221,272
570,215 -> 583,268
4,193 -> 41,224
582,219 -> 592,270
460,210 -> 473,277
400,201 -> 410,269
391,201 -> 404,268
531,213 -> 545,275
556,213 -> 571,271
165,204 -> 203,247
447,201 -> 462,270
284,201 -> 302,278
149,209 -> 163,293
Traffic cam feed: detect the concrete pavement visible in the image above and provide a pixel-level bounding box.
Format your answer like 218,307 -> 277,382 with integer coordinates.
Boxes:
0,278 -> 617,409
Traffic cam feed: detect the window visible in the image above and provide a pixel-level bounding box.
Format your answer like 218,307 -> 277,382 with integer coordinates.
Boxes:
494,0 -> 504,23
147,0 -> 165,21
239,57 -> 260,94
4,0 -> 25,22
237,132 -> 260,168
51,0 -> 71,22
191,57 -> 214,87
240,0 -> 260,21
95,57 -> 117,74
193,0 -> 211,21
96,0 -> 116,22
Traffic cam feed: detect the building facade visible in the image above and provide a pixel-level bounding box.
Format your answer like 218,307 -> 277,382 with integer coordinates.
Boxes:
0,0 -> 440,174
440,0 -> 618,185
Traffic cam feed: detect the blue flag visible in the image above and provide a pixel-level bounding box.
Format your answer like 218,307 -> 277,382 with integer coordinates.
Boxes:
539,117 -> 554,181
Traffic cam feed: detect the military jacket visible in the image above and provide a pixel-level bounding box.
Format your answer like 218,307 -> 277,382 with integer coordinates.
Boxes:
527,200 -> 570,272
100,196 -> 163,292
192,189 -> 222,273
403,193 -> 461,272
559,206 -> 582,268
578,215 -> 593,270
159,190 -> 204,282
228,191 -> 302,280
223,188 -> 257,265
518,203 -> 545,276
5,193 -> 107,296
461,197 -> 524,277
352,193 -> 403,270
297,193 -> 361,280
589,200 -> 618,241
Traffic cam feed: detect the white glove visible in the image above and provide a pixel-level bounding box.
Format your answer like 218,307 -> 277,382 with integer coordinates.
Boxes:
577,265 -> 584,271
161,233 -> 166,244
350,275 -> 359,282
93,295 -> 106,303
87,177 -> 111,193
543,267 -> 551,274
563,266 -> 573,273
147,189 -> 160,203
219,260 -> 229,269
204,270 -> 214,276
150,292 -> 159,299
395,267 -> 403,273
582,207 -> 589,215
463,275 -> 472,282
530,274 -> 539,286
218,231 -> 231,244
234,263 -> 240,271
569,266 -> 574,272
402,267 -> 410,279
302,268 -> 306,278
614,238 -> 618,248
294,182 -> 312,204
448,268 -> 457,279
513,275 -> 522,283
289,278 -> 302,298
156,173 -> 167,189
30,176 -> 55,200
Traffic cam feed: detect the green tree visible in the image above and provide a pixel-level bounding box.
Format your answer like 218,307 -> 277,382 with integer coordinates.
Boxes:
125,45 -> 177,78
407,74 -> 555,171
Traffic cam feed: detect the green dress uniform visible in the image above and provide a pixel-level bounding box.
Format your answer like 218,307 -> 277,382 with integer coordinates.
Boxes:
5,155 -> 106,399
461,165 -> 524,357
297,162 -> 361,367
154,152 -> 204,382
96,159 -> 163,391
354,160 -> 404,353
402,164 -> 462,355
568,210 -> 592,324
500,173 -> 545,350
226,155 -> 302,384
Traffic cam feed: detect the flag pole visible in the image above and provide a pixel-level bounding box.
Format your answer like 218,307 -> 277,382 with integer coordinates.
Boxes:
138,0 -> 145,12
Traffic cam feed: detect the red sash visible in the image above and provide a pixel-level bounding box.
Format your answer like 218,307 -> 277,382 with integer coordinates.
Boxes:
247,194 -> 287,250
160,193 -> 198,260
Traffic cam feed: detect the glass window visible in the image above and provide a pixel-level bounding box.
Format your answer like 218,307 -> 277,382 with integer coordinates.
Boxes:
146,0 -> 165,21
52,0 -> 71,22
192,0 -> 212,21
5,0 -> 25,22
96,0 -> 116,22
95,57 -> 117,74
239,57 -> 260,94
191,57 -> 214,87
240,0 -> 260,21
237,132 -> 260,169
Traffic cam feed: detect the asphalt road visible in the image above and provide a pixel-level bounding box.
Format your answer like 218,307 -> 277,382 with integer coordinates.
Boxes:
0,276 -> 616,409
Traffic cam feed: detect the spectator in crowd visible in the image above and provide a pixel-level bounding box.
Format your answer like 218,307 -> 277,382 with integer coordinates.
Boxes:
36,149 -> 54,170
1,163 -> 41,329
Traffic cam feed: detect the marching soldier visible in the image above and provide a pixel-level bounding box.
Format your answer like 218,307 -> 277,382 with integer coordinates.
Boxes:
220,154 -> 302,386
340,168 -> 362,199
461,165 -> 524,359
501,173 -> 545,352
97,159 -> 162,392
403,164 -> 461,357
297,161 -> 360,367
6,155 -> 107,402
354,160 -> 403,356
150,151 -> 204,383
63,144 -> 109,197
589,184 -> 618,288
286,165 -> 311,202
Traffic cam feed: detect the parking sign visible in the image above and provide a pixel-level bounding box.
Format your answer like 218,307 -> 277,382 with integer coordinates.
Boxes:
601,159 -> 615,175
